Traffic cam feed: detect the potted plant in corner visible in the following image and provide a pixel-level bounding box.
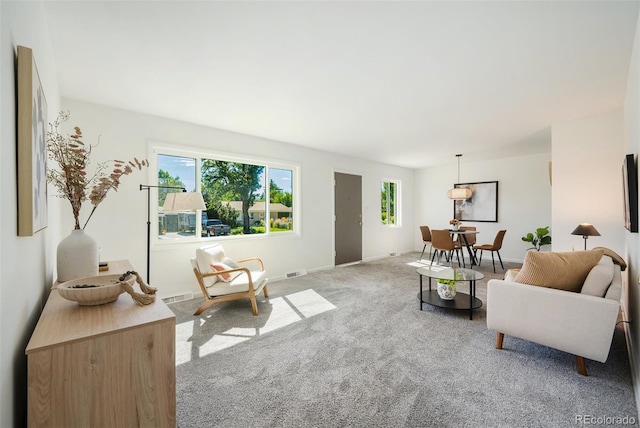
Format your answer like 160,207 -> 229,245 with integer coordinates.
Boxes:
521,226 -> 552,251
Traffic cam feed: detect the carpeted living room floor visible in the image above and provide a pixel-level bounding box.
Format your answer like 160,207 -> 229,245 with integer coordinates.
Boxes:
168,252 -> 637,427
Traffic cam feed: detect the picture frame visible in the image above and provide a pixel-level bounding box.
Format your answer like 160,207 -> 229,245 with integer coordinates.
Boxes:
17,45 -> 48,236
453,181 -> 498,222
622,154 -> 638,233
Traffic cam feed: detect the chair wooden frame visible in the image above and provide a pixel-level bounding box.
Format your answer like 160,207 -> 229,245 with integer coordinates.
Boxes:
192,257 -> 269,316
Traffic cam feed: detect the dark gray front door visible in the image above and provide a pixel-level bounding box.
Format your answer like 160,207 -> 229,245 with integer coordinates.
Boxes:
334,172 -> 362,265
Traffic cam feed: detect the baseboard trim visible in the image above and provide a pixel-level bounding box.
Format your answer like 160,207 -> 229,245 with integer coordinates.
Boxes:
620,305 -> 639,420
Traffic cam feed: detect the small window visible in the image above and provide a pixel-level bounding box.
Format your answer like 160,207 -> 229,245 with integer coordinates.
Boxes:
381,181 -> 398,226
158,154 -> 197,238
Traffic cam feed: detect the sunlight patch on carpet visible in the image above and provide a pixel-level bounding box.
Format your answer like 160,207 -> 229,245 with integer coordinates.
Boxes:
176,289 -> 336,364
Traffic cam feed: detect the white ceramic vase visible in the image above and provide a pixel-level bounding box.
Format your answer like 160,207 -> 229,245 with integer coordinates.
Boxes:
57,229 -> 99,282
437,281 -> 456,300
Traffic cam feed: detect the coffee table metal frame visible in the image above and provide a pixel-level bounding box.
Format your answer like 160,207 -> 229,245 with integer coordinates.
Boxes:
416,266 -> 484,320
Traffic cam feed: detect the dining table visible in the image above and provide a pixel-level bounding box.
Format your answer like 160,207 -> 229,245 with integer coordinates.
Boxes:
449,229 -> 479,266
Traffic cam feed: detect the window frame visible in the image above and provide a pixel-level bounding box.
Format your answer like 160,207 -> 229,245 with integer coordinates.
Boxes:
381,179 -> 401,227
149,142 -> 300,247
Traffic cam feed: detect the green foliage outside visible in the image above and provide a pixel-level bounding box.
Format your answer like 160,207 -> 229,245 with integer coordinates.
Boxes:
158,169 -> 186,206
202,160 -> 264,234
161,162 -> 293,235
381,182 -> 396,225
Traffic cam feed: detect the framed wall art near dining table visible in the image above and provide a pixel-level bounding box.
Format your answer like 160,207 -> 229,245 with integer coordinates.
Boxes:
453,181 -> 498,222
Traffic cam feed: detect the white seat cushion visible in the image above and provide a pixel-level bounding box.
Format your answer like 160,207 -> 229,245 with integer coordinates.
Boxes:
206,270 -> 267,297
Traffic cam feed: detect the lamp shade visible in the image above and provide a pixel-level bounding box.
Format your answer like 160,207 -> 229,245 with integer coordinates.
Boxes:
447,187 -> 473,200
571,223 -> 601,237
162,192 -> 206,212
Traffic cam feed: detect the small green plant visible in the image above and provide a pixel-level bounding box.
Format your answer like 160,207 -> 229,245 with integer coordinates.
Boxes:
522,226 -> 552,251
437,278 -> 457,285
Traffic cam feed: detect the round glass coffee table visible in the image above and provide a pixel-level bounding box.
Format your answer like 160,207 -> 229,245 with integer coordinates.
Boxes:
416,266 -> 484,320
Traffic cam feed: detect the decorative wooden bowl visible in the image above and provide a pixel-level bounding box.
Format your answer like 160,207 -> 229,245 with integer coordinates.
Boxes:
57,274 -> 126,305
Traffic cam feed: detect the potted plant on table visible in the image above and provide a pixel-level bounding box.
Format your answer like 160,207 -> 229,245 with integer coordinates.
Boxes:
521,226 -> 552,251
47,111 -> 148,281
449,218 -> 461,231
436,278 -> 457,300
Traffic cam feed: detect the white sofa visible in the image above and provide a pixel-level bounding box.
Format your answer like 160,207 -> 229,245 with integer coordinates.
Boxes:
487,249 -> 623,376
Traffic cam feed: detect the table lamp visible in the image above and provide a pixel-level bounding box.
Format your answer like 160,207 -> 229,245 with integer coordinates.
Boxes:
571,223 -> 600,251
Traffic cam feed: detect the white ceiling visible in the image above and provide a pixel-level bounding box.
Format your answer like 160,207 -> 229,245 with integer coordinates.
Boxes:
42,1 -> 639,169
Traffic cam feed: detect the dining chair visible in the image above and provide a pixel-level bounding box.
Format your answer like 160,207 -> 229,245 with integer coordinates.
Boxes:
430,229 -> 463,267
473,229 -> 507,273
458,225 -> 477,265
419,226 -> 432,261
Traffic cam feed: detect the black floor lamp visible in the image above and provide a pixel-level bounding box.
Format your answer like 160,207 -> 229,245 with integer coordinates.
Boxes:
140,184 -> 206,284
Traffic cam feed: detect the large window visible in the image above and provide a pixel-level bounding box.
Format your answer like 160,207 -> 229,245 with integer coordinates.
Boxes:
381,181 -> 398,226
155,147 -> 296,240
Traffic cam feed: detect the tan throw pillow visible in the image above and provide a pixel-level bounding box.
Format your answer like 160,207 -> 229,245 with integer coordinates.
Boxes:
514,250 -> 604,292
211,263 -> 242,283
581,255 -> 614,297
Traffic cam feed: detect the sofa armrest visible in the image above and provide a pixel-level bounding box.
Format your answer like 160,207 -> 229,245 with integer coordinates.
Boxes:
487,279 -> 620,362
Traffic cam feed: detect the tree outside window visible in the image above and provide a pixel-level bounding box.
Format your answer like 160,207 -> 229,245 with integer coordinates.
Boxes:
156,149 -> 297,239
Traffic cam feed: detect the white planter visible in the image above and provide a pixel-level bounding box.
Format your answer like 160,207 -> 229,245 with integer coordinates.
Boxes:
57,229 -> 99,282
437,281 -> 457,300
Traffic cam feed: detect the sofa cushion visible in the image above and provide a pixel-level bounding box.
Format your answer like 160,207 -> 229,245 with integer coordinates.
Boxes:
581,255 -> 615,297
514,250 -> 604,292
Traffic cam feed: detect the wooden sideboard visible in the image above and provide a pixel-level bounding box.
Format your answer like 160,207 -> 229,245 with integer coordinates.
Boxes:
26,260 -> 176,427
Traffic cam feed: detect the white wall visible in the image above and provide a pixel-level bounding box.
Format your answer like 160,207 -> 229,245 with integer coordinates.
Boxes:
551,111 -> 625,254
0,2 -> 61,426
60,98 -> 416,299
414,152 -> 552,264
623,8 -> 640,417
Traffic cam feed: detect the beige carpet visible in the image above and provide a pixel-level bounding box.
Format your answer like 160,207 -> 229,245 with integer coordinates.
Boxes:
168,252 -> 637,427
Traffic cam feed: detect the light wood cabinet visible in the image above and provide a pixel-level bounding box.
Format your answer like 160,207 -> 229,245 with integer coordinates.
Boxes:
26,260 -> 176,427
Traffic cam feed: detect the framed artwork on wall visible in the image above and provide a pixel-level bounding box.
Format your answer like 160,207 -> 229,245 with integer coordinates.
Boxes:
622,154 -> 638,233
453,181 -> 498,222
17,45 -> 48,236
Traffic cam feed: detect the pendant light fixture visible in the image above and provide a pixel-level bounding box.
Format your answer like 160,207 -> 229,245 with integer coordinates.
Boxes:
447,154 -> 473,200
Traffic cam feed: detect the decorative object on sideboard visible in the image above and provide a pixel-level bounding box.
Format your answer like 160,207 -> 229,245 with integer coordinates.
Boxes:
521,226 -> 552,251
57,229 -> 99,282
140,185 -> 206,284
58,271 -> 157,306
46,111 -> 148,281
447,154 -> 473,200
571,223 -> 601,251
16,45 -> 48,236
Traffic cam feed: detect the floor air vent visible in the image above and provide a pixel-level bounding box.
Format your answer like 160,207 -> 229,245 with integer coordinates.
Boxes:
286,269 -> 308,279
162,292 -> 194,304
